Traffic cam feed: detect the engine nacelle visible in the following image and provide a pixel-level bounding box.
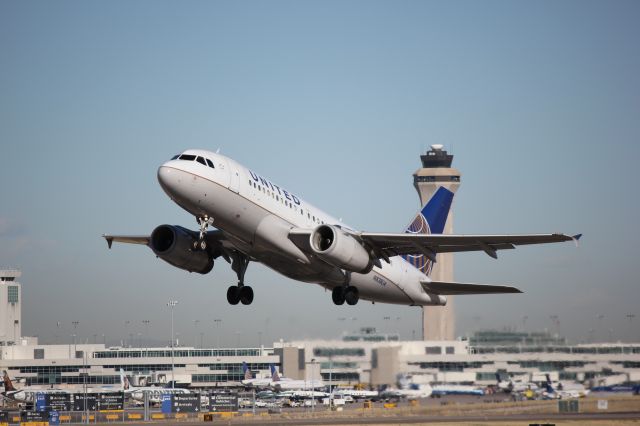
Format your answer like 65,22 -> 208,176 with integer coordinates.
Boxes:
150,225 -> 213,274
310,225 -> 373,274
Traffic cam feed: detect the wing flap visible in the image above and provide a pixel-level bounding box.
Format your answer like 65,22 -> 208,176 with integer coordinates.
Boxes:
421,280 -> 522,295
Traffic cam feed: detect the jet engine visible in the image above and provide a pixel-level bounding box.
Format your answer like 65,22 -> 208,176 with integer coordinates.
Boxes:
310,225 -> 373,274
150,225 -> 213,274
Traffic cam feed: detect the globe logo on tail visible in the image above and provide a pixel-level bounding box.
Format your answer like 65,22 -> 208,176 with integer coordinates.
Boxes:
401,213 -> 434,275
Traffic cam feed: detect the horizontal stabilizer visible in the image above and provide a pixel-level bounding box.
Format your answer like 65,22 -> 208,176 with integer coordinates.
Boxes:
421,280 -> 522,295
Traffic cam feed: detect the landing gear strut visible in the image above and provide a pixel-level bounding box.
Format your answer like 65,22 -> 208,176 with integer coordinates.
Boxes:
226,253 -> 254,305
193,216 -> 214,250
332,286 -> 359,306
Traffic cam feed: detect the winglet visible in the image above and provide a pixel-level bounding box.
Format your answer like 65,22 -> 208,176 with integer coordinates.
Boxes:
103,235 -> 113,249
572,233 -> 582,247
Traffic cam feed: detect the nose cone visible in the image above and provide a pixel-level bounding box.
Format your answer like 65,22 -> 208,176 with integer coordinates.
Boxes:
157,164 -> 179,197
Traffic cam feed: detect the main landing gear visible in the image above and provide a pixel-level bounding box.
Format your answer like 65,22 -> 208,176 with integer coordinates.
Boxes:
227,253 -> 254,305
332,286 -> 359,306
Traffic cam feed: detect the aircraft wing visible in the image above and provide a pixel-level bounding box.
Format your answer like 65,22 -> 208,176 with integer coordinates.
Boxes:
421,280 -> 522,295
289,228 -> 581,261
103,229 -> 233,251
358,232 -> 581,260
102,235 -> 149,248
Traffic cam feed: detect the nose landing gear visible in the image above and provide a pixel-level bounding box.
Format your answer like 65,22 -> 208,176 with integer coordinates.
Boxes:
193,216 -> 214,250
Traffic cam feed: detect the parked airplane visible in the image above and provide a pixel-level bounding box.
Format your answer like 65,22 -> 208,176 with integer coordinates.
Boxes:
2,370 -> 125,405
241,362 -> 276,387
104,150 -> 580,306
1,371 -> 71,405
269,365 -> 325,390
542,374 -> 589,399
121,370 -> 190,404
496,373 -> 539,393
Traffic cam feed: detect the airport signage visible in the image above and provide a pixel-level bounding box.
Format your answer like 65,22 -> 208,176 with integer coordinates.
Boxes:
98,392 -> 124,410
73,394 -> 98,411
35,393 -> 72,412
172,394 -> 200,413
208,394 -> 238,411
21,411 -> 48,422
160,394 -> 200,413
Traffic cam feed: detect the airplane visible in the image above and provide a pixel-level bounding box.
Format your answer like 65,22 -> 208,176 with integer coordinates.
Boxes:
121,370 -> 191,404
2,370 -> 126,405
269,365 -> 325,391
103,149 -> 581,306
241,362 -> 276,387
542,374 -> 589,399
496,373 -> 539,393
2,371 -> 71,405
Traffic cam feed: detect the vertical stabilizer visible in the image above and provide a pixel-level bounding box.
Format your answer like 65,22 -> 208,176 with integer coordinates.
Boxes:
401,186 -> 454,275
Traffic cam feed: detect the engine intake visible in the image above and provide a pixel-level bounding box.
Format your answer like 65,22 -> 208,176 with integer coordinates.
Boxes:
310,225 -> 373,274
150,225 -> 213,274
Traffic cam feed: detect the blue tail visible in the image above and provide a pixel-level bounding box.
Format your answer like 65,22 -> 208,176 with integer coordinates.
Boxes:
401,186 -> 454,275
270,364 -> 280,382
242,362 -> 252,380
545,374 -> 554,393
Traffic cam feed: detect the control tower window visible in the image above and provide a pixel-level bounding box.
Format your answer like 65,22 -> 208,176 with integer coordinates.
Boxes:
179,154 -> 196,161
196,156 -> 206,166
206,158 -> 215,168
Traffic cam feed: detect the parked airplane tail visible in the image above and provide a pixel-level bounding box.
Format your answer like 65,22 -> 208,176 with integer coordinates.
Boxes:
270,364 -> 280,382
544,374 -> 554,393
401,186 -> 454,275
2,371 -> 16,392
242,362 -> 253,380
119,369 -> 130,390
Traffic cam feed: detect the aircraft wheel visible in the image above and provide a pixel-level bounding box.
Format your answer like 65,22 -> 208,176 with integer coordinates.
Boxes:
199,240 -> 207,250
227,286 -> 240,305
240,286 -> 254,305
345,286 -> 359,305
332,287 -> 345,305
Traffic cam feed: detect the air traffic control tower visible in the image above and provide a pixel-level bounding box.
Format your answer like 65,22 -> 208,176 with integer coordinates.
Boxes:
413,145 -> 460,340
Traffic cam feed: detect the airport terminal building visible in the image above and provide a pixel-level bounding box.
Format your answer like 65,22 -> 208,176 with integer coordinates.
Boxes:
1,328 -> 639,391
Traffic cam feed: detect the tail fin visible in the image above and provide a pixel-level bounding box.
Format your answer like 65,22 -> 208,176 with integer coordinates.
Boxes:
119,369 -> 130,390
242,362 -> 253,380
270,364 -> 280,382
545,374 -> 554,393
3,371 -> 16,392
401,186 -> 454,275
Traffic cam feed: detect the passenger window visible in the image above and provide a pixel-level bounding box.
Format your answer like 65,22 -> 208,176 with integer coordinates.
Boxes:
206,158 -> 214,168
196,156 -> 206,166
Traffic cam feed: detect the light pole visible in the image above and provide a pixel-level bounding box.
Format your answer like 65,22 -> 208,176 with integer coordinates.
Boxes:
214,319 -> 222,348
194,320 -> 200,348
305,358 -> 319,413
72,321 -> 79,357
167,300 -> 178,389
142,320 -> 150,354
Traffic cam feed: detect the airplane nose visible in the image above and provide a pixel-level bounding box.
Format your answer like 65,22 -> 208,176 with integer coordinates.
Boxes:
157,164 -> 178,195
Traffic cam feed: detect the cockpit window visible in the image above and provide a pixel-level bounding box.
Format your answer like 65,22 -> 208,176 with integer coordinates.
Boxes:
171,154 -> 179,160
206,158 -> 214,168
179,154 -> 196,161
196,156 -> 206,166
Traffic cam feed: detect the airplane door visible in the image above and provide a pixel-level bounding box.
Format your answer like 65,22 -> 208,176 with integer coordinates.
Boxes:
229,167 -> 240,193
219,157 -> 239,193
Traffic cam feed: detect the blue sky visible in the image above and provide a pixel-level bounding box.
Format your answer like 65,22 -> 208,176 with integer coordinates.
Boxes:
1,1 -> 639,347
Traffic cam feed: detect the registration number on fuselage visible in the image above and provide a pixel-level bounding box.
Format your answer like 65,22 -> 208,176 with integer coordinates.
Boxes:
373,275 -> 387,287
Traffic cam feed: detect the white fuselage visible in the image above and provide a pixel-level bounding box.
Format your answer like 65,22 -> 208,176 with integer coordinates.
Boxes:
157,150 -> 435,305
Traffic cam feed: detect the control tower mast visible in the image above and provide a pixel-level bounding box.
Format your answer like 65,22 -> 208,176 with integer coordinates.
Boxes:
413,145 -> 461,340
